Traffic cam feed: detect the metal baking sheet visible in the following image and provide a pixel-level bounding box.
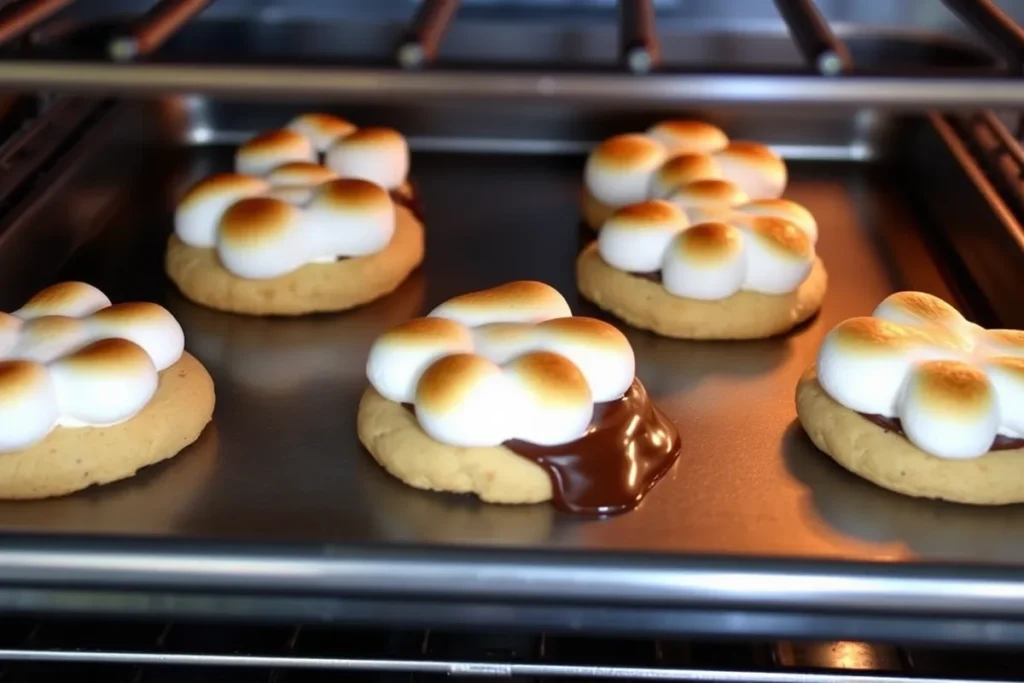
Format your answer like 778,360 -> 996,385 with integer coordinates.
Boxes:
1,100 -> 1022,572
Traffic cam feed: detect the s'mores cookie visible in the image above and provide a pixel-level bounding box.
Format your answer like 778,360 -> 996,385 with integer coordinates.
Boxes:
0,282 -> 214,498
357,281 -> 681,515
581,120 -> 786,230
577,188 -> 826,339
797,291 -> 1024,505
166,113 -> 424,316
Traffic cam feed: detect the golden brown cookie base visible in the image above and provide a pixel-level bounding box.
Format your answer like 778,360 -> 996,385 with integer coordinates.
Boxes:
796,367 -> 1024,505
0,352 -> 215,500
580,188 -> 617,231
576,242 -> 827,339
166,206 -> 425,316
357,386 -> 553,505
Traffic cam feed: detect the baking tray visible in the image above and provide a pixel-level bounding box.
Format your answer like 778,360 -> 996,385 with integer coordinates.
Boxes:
0,49 -> 1023,639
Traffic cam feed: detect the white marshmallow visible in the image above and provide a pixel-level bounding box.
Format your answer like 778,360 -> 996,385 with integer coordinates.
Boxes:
584,134 -> 668,207
429,281 -> 572,327
0,313 -> 22,357
649,154 -> 722,200
305,179 -> 396,258
87,303 -> 185,372
985,358 -> 1024,437
175,174 -> 270,248
216,198 -> 309,280
0,361 -> 59,452
366,318 -> 475,404
236,129 -> 317,177
326,127 -> 409,191
735,199 -> 818,244
415,354 -> 518,447
899,361 -> 999,459
597,200 -> 687,273
286,113 -> 357,153
537,318 -> 635,402
646,120 -> 729,155
472,323 -> 541,365
503,352 -> 593,446
661,223 -> 746,301
8,316 -> 91,364
14,281 -> 111,320
713,142 -> 787,199
741,217 -> 814,295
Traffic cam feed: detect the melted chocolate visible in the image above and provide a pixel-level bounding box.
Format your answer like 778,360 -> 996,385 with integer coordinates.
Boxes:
863,414 -> 1024,451
505,379 -> 680,516
636,271 -> 662,283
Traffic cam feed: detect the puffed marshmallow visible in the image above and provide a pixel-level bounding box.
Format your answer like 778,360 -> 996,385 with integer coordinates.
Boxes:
415,354 -> 518,447
817,317 -> 928,416
265,162 -> 339,189
668,179 -> 748,224
175,174 -> 270,247
286,113 -> 357,153
984,329 -> 1024,358
503,351 -> 593,446
985,357 -> 1024,437
326,127 -> 409,191
735,198 -> 818,244
597,200 -> 688,273
429,281 -> 572,327
713,142 -> 787,199
216,197 -> 308,280
0,360 -> 59,452
649,154 -> 722,200
236,129 -> 317,177
584,134 -> 668,207
472,323 -> 542,365
899,360 -> 999,459
366,317 -> 475,404
305,179 -> 395,258
87,302 -> 185,372
14,281 -> 112,320
0,313 -> 20,358
49,338 -> 157,428
646,120 -> 729,155
661,222 -> 746,301
742,217 -> 814,295
537,317 -> 635,402
8,316 -> 91,364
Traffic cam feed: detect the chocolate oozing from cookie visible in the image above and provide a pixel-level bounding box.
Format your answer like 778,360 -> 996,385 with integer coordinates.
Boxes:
862,413 -> 1024,452
404,377 -> 680,515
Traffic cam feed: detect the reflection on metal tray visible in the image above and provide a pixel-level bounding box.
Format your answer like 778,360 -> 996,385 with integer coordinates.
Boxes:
0,90 -> 1020,638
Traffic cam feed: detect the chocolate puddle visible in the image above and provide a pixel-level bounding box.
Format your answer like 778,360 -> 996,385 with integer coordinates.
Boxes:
405,379 -> 681,516
862,414 -> 1023,451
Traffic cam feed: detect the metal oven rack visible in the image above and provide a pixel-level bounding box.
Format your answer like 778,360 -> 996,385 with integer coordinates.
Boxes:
0,1 -> 1022,681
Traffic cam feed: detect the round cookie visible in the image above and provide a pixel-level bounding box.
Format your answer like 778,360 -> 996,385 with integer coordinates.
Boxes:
0,352 -> 214,499
576,241 -> 827,339
166,205 -> 424,317
581,187 -> 616,232
357,385 -> 553,505
796,367 -> 1024,506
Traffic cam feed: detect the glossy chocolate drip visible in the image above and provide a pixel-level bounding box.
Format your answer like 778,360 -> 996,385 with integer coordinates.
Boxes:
862,414 -> 1024,451
505,378 -> 680,516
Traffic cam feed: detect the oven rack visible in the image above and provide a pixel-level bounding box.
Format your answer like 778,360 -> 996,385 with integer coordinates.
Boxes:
0,0 -> 1021,107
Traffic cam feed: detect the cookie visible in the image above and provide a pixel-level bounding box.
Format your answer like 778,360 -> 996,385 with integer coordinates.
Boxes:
576,241 -> 827,339
0,352 -> 214,499
796,367 -> 1024,506
581,186 -> 616,231
165,204 -> 424,316
357,385 -> 553,505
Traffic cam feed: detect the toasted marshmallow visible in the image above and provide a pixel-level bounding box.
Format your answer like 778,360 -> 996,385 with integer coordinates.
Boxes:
817,317 -> 928,416
873,291 -> 966,331
584,134 -> 668,207
899,360 -> 999,459
236,129 -> 317,177
661,222 -> 745,300
366,317 -> 475,404
668,179 -> 748,223
326,127 -> 409,191
175,174 -> 270,247
0,360 -> 58,452
649,154 -> 722,199
0,313 -> 20,357
429,281 -> 571,327
8,316 -> 91,364
472,323 -> 542,365
286,113 -> 357,153
49,338 -> 158,428
741,216 -> 814,295
305,178 -> 395,258
216,197 -> 308,280
87,302 -> 184,372
646,120 -> 729,155
14,281 -> 111,320
415,354 -> 517,447
537,317 -> 635,402
713,142 -> 787,199
735,198 -> 818,244
597,200 -> 688,273
985,357 -> 1024,437
503,351 -> 593,446
265,162 -> 338,189
983,329 -> 1024,358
